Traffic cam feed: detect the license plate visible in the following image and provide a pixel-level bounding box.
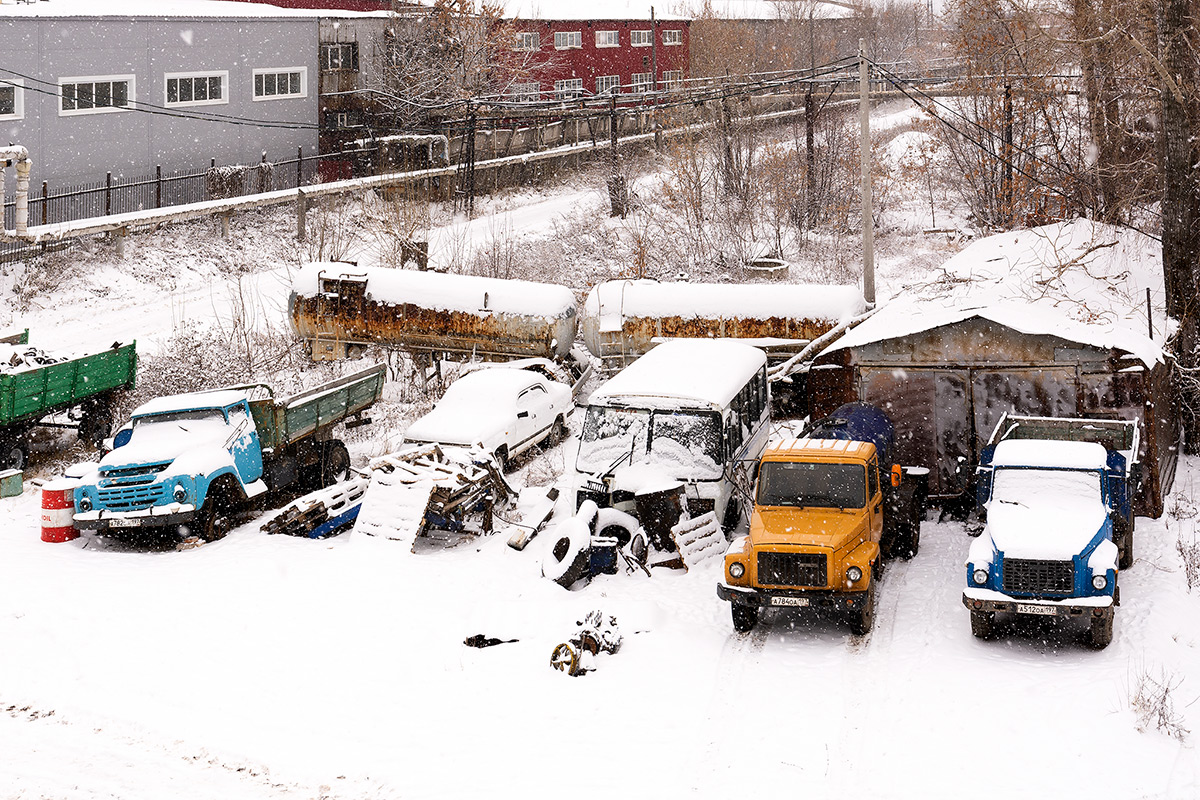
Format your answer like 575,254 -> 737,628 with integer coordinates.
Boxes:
771,596 -> 810,607
108,516 -> 142,528
1015,603 -> 1056,616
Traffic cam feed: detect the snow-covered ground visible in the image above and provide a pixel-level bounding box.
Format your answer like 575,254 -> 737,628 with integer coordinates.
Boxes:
2,131 -> 1197,798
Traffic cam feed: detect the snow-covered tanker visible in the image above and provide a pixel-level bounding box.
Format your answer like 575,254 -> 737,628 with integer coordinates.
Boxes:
580,279 -> 868,369
289,264 -> 579,362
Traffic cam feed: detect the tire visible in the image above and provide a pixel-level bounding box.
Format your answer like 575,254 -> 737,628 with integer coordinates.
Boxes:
731,603 -> 758,633
848,576 -> 876,635
193,481 -> 238,543
319,440 -> 351,488
903,517 -> 921,560
493,446 -> 509,474
547,416 -> 567,447
0,439 -> 28,471
970,609 -> 996,640
1118,521 -> 1134,571
1088,613 -> 1114,649
78,402 -> 114,446
722,497 -> 741,533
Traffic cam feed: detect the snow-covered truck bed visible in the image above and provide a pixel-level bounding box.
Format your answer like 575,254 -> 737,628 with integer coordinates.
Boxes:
0,329 -> 137,469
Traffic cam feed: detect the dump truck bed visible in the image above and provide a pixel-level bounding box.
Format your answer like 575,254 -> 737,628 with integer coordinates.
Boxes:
251,364 -> 385,451
987,413 -> 1139,464
0,341 -> 137,428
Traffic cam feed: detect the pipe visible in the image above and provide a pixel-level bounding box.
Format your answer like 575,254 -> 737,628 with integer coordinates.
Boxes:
0,145 -> 31,237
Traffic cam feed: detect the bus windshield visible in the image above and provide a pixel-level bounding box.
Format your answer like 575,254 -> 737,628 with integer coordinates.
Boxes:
756,461 -> 867,509
576,406 -> 723,479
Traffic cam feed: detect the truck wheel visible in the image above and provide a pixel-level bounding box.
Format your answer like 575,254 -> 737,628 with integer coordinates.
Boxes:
722,497 -> 741,533
194,482 -> 237,543
1119,528 -> 1134,571
319,440 -> 351,487
970,610 -> 996,640
1088,613 -> 1114,649
731,603 -> 758,633
848,578 -> 876,636
0,440 -> 28,471
902,518 -> 921,560
78,403 -> 113,446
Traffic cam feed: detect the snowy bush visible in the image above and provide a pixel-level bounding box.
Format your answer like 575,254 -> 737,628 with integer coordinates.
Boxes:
1127,661 -> 1191,742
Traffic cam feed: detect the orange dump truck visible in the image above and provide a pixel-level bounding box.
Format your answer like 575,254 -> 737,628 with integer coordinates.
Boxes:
716,403 -> 927,635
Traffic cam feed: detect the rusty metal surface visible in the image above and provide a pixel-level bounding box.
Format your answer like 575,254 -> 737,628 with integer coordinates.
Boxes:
290,277 -> 577,361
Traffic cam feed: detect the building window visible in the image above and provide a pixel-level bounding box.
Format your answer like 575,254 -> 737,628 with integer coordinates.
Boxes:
514,31 -> 540,51
631,29 -> 653,47
554,78 -> 583,100
662,29 -> 683,45
321,42 -> 359,72
596,30 -> 619,48
165,71 -> 228,107
253,67 -> 306,101
509,82 -> 540,102
663,70 -> 683,89
59,75 -> 134,116
632,72 -> 653,92
554,31 -> 582,49
0,79 -> 24,120
323,110 -> 364,130
596,75 -> 620,95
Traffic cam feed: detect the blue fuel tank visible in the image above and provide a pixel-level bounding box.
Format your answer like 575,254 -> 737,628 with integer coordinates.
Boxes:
804,402 -> 896,466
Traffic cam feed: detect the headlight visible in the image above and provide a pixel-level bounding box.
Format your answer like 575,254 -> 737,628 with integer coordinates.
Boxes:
973,568 -> 989,585
729,562 -> 745,579
79,495 -> 92,512
846,566 -> 863,583
1092,574 -> 1108,591
173,484 -> 187,503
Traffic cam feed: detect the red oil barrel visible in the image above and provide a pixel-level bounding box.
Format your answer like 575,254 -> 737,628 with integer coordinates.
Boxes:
41,479 -> 79,543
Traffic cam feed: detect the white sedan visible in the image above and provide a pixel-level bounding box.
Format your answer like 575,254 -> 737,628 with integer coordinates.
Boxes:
404,368 -> 573,472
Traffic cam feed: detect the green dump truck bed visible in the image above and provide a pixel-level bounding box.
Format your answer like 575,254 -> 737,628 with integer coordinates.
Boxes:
249,364 -> 386,451
0,338 -> 137,430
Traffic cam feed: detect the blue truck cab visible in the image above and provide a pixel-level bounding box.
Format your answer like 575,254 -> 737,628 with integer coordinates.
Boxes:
963,429 -> 1134,649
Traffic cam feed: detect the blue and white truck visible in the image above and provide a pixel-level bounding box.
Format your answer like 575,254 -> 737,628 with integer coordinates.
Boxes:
72,365 -> 384,542
963,414 -> 1139,648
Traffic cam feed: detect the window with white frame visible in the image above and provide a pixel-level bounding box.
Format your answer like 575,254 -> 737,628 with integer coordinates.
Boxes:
165,71 -> 227,107
0,79 -> 24,120
632,72 -> 653,92
253,67 -> 306,101
59,75 -> 134,115
595,74 -> 620,95
323,110 -> 364,129
321,42 -> 359,71
662,28 -> 682,45
631,29 -> 652,47
513,31 -> 540,51
554,78 -> 583,100
509,82 -> 540,102
554,31 -> 581,49
663,69 -> 683,89
595,30 -> 619,48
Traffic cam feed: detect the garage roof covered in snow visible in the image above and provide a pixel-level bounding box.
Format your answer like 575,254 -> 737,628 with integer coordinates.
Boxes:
825,220 -> 1169,366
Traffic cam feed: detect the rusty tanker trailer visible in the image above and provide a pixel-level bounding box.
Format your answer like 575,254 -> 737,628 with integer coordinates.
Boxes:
580,279 -> 868,371
289,264 -> 579,362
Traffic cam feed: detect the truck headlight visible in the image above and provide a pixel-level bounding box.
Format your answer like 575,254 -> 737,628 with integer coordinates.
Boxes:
846,566 -> 863,583
973,568 -> 989,586
173,484 -> 187,503
729,562 -> 745,579
1092,574 -> 1108,591
79,495 -> 92,512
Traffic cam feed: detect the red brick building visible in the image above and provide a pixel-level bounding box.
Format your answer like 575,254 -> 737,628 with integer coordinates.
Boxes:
504,16 -> 690,99
218,0 -> 392,9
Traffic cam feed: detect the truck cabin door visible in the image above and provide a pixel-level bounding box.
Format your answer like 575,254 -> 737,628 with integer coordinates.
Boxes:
868,457 -> 883,544
227,402 -> 264,483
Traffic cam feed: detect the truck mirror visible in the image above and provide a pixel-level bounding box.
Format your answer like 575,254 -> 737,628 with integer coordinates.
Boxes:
891,464 -> 902,488
113,427 -> 133,449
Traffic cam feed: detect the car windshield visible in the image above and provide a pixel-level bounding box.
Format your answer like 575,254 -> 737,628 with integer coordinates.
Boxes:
756,461 -> 867,509
992,467 -> 1102,510
133,408 -> 228,430
576,406 -> 723,479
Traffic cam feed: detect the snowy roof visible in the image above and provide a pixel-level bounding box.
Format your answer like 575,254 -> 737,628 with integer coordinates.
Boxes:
293,263 -> 576,319
588,339 -> 766,409
499,0 -> 689,20
133,389 -> 250,417
585,279 -> 866,325
0,0 -> 379,18
991,439 -> 1109,471
826,220 -> 1169,366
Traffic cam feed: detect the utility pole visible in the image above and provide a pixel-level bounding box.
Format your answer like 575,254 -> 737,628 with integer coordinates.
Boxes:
859,39 -> 875,305
465,100 -> 478,215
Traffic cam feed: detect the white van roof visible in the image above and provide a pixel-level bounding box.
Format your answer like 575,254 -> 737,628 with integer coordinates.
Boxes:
588,340 -> 766,410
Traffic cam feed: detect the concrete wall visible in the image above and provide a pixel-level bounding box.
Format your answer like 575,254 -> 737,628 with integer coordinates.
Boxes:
0,15 -> 319,188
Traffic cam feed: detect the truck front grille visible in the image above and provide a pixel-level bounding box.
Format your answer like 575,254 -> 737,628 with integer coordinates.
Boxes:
1002,558 -> 1074,595
757,551 -> 827,588
97,483 -> 168,511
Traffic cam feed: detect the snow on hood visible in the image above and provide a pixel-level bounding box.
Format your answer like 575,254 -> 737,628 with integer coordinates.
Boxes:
985,466 -> 1109,561
293,264 -> 576,320
825,220 -> 1168,366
